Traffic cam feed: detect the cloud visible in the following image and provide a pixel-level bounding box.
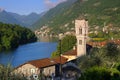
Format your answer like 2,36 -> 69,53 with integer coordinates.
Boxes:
44,0 -> 67,9
57,0 -> 67,3
44,0 -> 56,8
0,7 -> 4,12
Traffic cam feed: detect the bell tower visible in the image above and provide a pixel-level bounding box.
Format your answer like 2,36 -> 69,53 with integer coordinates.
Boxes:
75,19 -> 88,57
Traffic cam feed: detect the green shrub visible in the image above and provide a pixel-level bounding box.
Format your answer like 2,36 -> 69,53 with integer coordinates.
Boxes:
116,63 -> 120,71
110,68 -> 120,80
0,64 -> 27,80
51,35 -> 76,58
79,67 -> 120,80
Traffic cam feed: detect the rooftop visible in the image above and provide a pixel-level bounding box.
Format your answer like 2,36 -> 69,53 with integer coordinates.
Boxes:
16,56 -> 68,69
62,48 -> 77,56
88,39 -> 120,47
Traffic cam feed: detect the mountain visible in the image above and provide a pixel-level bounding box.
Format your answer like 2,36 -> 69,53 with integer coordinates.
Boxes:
0,10 -> 22,25
22,12 -> 44,26
33,0 -> 120,33
9,12 -> 45,27
0,9 -> 45,27
32,0 -> 77,31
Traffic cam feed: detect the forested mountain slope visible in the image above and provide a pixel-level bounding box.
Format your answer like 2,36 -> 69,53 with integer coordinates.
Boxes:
0,9 -> 44,27
0,22 -> 37,52
33,0 -> 120,33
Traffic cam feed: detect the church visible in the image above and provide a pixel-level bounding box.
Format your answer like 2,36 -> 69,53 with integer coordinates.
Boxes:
62,19 -> 89,61
13,19 -> 89,78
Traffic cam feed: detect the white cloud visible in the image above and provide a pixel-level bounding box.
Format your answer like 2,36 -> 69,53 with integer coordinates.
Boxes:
44,0 -> 56,8
57,0 -> 67,3
0,7 -> 4,12
44,0 -> 67,9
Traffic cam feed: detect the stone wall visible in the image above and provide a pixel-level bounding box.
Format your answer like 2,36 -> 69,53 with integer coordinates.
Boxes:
13,64 -> 39,76
14,64 -> 57,77
42,65 -> 56,76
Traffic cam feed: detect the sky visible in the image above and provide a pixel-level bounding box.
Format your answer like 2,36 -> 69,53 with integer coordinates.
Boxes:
0,0 -> 66,15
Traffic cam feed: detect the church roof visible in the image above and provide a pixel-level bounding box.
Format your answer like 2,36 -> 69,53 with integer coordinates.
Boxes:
62,48 -> 77,56
52,56 -> 68,64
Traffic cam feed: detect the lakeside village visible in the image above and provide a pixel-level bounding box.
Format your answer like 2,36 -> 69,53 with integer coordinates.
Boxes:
13,19 -> 120,80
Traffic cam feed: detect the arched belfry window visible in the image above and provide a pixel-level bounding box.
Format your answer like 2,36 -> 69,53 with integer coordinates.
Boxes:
84,29 -> 86,36
79,40 -> 82,45
79,28 -> 82,35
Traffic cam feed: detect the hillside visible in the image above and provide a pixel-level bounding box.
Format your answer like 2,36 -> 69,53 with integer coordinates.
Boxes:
0,10 -> 44,27
0,10 -> 22,25
0,22 -> 37,52
32,0 -> 77,32
10,12 -> 45,27
33,0 -> 120,33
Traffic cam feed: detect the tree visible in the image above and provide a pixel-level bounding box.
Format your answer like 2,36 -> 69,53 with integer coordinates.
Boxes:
57,35 -> 76,54
105,42 -> 119,59
51,51 -> 60,58
79,66 -> 120,80
51,35 -> 76,58
78,55 -> 102,71
0,22 -> 37,52
0,64 -> 28,80
2,36 -> 12,50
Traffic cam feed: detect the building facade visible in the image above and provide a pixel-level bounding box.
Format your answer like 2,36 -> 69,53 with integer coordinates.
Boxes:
13,57 -> 67,77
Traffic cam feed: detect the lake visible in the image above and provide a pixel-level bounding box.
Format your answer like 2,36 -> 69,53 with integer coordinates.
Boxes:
0,42 -> 57,67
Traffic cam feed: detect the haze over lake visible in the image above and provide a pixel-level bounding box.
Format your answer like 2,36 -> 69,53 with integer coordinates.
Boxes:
0,42 -> 57,67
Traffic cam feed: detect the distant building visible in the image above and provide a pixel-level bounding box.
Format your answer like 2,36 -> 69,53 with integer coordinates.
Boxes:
88,39 -> 120,47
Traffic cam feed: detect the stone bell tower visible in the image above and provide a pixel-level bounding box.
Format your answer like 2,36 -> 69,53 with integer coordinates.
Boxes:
75,19 -> 88,57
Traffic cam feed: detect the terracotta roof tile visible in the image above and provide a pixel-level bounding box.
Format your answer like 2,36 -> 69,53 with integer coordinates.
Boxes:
62,49 -> 77,56
52,56 -> 68,64
16,57 -> 68,69
27,58 -> 57,68
87,39 -> 120,47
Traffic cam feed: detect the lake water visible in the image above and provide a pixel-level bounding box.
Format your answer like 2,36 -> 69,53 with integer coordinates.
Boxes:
0,42 -> 57,67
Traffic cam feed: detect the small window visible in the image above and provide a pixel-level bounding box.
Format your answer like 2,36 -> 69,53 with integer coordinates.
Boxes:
49,69 -> 51,74
79,40 -> 82,45
79,28 -> 82,34
31,68 -> 35,73
84,30 -> 86,36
